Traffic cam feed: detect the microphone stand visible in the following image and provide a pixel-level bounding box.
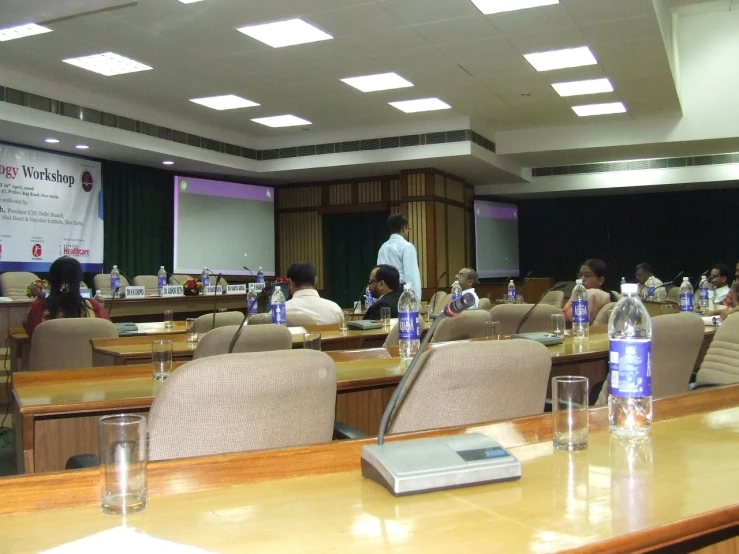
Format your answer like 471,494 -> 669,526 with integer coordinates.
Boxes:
212,273 -> 222,330
651,270 -> 685,300
430,271 -> 447,315
227,311 -> 251,354
515,282 -> 566,335
107,287 -> 120,318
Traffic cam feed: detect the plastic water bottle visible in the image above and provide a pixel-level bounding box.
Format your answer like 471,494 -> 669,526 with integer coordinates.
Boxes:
157,266 -> 167,295
201,267 -> 210,288
620,277 -> 626,287
679,277 -> 693,312
571,279 -> 589,338
271,286 -> 286,326
507,280 -> 516,303
365,287 -> 373,309
257,267 -> 264,283
247,289 -> 259,315
110,265 -> 120,291
646,276 -> 656,299
451,280 -> 462,301
608,283 -> 652,438
398,283 -> 420,362
698,277 -> 710,311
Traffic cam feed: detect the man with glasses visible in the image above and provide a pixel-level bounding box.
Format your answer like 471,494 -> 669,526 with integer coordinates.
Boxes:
455,267 -> 480,309
634,263 -> 666,301
364,264 -> 402,321
377,213 -> 422,298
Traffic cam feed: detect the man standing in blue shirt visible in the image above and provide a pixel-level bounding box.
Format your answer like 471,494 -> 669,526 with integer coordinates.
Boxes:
377,213 -> 422,298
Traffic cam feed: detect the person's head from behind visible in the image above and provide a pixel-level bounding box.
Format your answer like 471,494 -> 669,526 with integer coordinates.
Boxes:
368,264 -> 400,298
286,261 -> 316,294
456,267 -> 478,290
47,256 -> 87,319
387,213 -> 410,240
635,263 -> 654,285
710,263 -> 732,289
578,258 -> 608,291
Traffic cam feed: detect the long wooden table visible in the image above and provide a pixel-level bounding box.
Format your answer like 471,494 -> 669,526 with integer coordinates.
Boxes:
3,386 -> 739,553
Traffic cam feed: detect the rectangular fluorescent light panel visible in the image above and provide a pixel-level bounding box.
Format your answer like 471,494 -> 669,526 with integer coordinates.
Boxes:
552,78 -> 613,97
190,95 -> 259,110
178,0 -> 204,3
389,98 -> 451,113
62,52 -> 153,76
470,0 -> 559,14
572,102 -> 626,117
0,23 -> 52,42
237,19 -> 332,48
524,46 -> 597,72
341,72 -> 414,92
251,115 -> 312,128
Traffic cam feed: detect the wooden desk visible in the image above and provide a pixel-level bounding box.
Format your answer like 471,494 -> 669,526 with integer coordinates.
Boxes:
3,386 -> 739,554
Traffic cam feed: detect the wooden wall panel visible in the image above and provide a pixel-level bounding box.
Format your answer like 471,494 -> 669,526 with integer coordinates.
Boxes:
389,179 -> 400,202
405,201 -> 428,288
435,202 -> 449,288
435,173 -> 445,199
406,172 -> 426,198
329,184 -> 352,205
465,210 -> 473,269
446,205 -> 466,279
357,181 -> 382,203
447,177 -> 465,203
278,186 -> 320,209
278,212 -> 323,287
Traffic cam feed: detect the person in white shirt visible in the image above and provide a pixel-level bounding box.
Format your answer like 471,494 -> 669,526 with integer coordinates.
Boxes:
635,263 -> 666,301
284,262 -> 343,326
703,263 -> 732,314
377,214 -> 422,298
455,267 -> 480,309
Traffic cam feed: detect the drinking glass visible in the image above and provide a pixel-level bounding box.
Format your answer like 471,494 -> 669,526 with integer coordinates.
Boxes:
550,313 -> 565,337
186,317 -> 198,344
484,320 -> 501,340
552,376 -> 589,451
99,414 -> 147,515
339,312 -> 351,331
380,307 -> 391,328
152,339 -> 172,381
420,301 -> 430,322
163,309 -> 173,330
516,294 -> 524,304
303,332 -> 322,351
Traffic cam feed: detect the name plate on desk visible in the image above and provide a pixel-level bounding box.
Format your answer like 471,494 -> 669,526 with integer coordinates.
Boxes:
161,285 -> 184,297
124,286 -> 145,298
204,285 -> 223,295
248,283 -> 265,293
227,284 -> 247,295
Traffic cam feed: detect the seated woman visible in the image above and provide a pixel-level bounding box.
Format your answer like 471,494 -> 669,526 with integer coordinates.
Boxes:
23,256 -> 110,338
563,258 -> 617,324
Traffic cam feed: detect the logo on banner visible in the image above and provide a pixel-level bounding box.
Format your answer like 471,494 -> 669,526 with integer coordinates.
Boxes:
31,243 -> 42,259
81,171 -> 94,192
63,245 -> 90,257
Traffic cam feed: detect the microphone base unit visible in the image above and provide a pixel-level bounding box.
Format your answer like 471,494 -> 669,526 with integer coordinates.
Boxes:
361,433 -> 521,496
347,320 -> 383,330
510,332 -> 564,346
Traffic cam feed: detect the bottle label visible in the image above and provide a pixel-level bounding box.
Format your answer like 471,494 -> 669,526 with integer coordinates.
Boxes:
609,339 -> 651,397
257,274 -> 264,283
202,276 -> 210,287
572,298 -> 589,324
451,292 -> 461,301
271,304 -> 286,325
646,286 -> 655,297
399,311 -> 420,340
247,298 -> 258,314
700,287 -> 709,301
507,289 -> 515,301
679,292 -> 693,312
111,276 -> 119,290
158,276 -> 166,289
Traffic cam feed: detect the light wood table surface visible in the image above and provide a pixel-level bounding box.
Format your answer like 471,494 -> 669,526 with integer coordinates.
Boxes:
3,386 -> 739,553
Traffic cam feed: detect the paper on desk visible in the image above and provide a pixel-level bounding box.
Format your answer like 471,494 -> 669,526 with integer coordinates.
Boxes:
40,526 -> 219,554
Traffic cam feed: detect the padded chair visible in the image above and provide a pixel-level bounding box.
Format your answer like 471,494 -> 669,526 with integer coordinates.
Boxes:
28,318 -> 118,370
0,271 -> 40,300
193,311 -> 245,334
489,303 -> 562,336
193,324 -> 293,359
477,297 -> 491,311
133,275 -> 158,291
428,291 -> 449,315
666,286 -> 680,303
285,313 -> 317,327
383,322 -> 399,348
694,314 -> 739,385
248,313 -> 272,325
431,310 -> 492,343
148,350 -> 336,460
541,290 -> 565,309
94,273 -> 129,296
593,302 -> 618,325
169,274 -> 192,285
387,341 -> 551,434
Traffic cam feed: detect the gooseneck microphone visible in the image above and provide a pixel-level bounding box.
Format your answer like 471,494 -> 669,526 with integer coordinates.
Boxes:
166,273 -> 181,285
516,271 -> 534,301
211,273 -> 222,330
377,292 -> 475,446
353,283 -> 369,316
651,270 -> 685,295
227,311 -> 251,354
243,266 -> 254,278
107,287 -> 120,317
515,282 -> 567,335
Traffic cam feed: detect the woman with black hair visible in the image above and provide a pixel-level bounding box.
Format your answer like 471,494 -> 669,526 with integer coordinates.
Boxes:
563,258 -> 617,324
23,256 -> 109,338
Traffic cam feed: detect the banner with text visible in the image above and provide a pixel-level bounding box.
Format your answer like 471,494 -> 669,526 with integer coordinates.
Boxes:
0,144 -> 103,272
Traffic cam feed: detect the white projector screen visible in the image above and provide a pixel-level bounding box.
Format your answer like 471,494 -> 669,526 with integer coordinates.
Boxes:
173,176 -> 275,276
474,200 -> 520,279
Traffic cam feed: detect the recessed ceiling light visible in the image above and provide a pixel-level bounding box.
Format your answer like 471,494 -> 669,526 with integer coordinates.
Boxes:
44,138 -> 60,144
178,0 -> 204,3
0,23 -> 52,42
162,160 -> 175,165
236,19 -> 333,48
251,115 -> 312,128
75,144 -> 89,149
470,0 -> 559,15
572,102 -> 626,117
62,52 -> 153,76
388,98 -> 452,113
524,46 -> 597,72
189,94 -> 260,111
552,78 -> 613,97
340,72 -> 414,93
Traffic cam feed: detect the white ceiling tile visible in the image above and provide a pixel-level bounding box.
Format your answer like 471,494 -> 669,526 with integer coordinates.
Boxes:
579,16 -> 662,45
563,0 -> 656,25
409,16 -> 500,46
337,26 -> 431,56
378,0 -> 481,25
435,36 -> 521,65
305,4 -> 405,37
506,27 -> 588,55
487,3 -> 577,35
593,37 -> 673,79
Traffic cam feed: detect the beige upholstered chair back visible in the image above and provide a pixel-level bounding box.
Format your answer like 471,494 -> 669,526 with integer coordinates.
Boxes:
388,341 -> 551,434
169,274 -> 192,285
489,304 -> 562,336
248,313 -> 272,325
193,324 -> 293,359
383,322 -> 399,348
541,290 -> 565,309
133,275 -> 158,291
666,286 -> 679,302
28,318 -> 118,370
285,313 -> 317,327
593,302 -> 618,325
194,311 -> 245,334
477,297 -> 491,311
431,311 -> 492,343
652,313 -> 705,397
428,291 -> 449,315
561,280 -> 577,300
93,273 -> 130,296
148,350 -> 337,461
695,314 -> 739,385
0,271 -> 40,300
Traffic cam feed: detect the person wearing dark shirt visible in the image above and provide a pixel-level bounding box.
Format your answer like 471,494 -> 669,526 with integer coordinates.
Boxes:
364,264 -> 402,320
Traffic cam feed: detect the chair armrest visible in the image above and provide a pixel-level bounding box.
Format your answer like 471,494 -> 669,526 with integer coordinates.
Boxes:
65,454 -> 101,470
689,382 -> 719,391
333,421 -> 368,440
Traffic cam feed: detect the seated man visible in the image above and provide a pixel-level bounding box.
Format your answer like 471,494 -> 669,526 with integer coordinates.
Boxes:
635,263 -> 666,301
364,264 -> 403,320
455,267 -> 480,309
709,263 -> 732,306
284,262 -> 343,325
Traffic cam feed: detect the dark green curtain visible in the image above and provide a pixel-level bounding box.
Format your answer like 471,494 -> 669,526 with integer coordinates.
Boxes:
102,161 -> 174,279
323,211 -> 389,308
